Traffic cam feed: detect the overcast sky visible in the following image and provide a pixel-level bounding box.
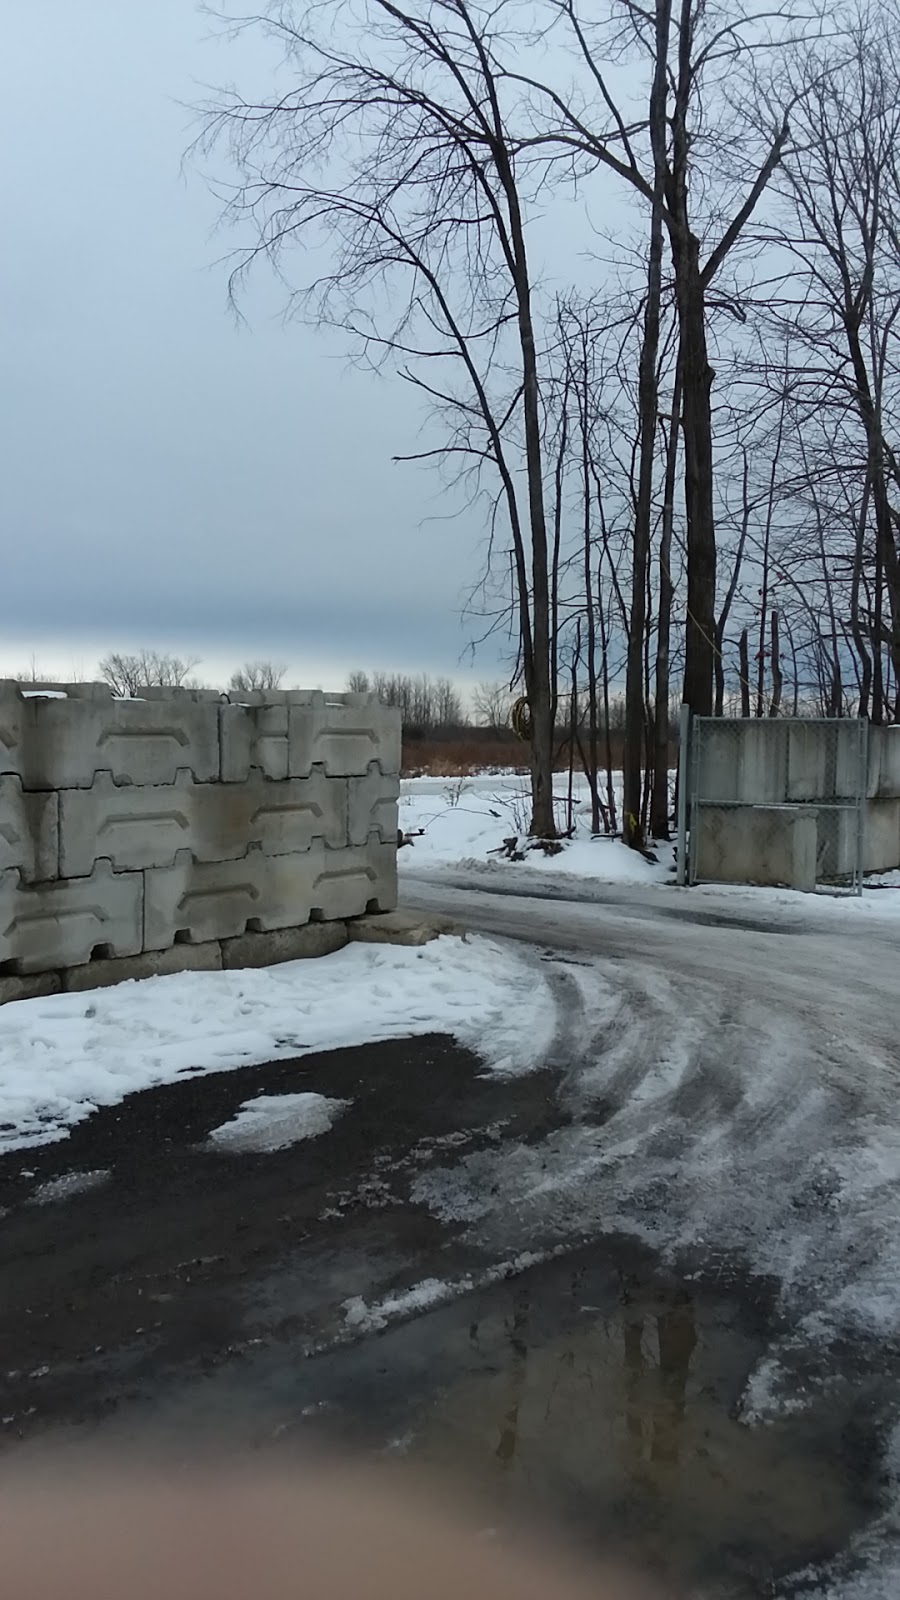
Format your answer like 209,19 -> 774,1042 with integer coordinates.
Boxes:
0,0 -> 511,690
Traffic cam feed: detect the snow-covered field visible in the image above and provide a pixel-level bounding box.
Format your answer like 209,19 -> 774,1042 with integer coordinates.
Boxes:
0,938 -> 556,1154
400,771 -> 674,885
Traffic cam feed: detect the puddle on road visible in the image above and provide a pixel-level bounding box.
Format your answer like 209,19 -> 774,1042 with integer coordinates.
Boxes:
295,1248 -> 880,1598
3,1238 -> 882,1598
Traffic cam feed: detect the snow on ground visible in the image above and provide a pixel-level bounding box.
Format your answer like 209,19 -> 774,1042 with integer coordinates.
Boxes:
400,772 -> 900,916
340,1251 -> 550,1337
0,938 -> 557,1154
29,1169 -> 110,1205
207,1092 -> 350,1154
400,772 -> 674,885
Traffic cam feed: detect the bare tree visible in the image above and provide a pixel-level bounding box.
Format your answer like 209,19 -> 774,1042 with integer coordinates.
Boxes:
347,670 -> 371,693
472,679 -> 511,728
199,0 -> 564,833
98,650 -> 201,697
773,7 -> 900,720
229,660 -> 288,693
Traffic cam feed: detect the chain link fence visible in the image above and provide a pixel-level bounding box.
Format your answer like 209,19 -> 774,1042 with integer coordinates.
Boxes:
679,717 -> 868,895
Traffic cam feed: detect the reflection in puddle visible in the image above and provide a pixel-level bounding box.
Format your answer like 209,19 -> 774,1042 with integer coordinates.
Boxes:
387,1256 -> 877,1596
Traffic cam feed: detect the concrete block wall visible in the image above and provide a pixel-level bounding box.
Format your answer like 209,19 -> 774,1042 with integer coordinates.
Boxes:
692,717 -> 900,885
0,683 -> 400,982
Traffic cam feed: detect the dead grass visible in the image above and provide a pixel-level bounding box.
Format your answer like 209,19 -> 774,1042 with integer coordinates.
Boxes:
401,730 -> 675,777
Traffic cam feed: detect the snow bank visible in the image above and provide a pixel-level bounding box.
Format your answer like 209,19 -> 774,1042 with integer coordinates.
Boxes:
207,1092 -> 350,1153
0,937 -> 556,1153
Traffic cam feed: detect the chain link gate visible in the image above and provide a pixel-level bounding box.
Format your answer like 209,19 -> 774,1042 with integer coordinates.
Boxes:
677,717 -> 867,895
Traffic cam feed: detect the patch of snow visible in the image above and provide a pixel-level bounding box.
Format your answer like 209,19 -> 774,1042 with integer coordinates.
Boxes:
340,1252 -> 552,1337
29,1169 -> 110,1205
0,936 -> 556,1153
207,1093 -> 350,1154
343,1278 -> 450,1332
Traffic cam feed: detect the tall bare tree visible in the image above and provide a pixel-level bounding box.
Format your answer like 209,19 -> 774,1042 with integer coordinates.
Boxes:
773,7 -> 900,720
513,0 -> 814,726
199,0 -> 565,833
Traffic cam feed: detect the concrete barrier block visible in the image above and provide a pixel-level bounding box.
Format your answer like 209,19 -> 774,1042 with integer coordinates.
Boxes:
0,778 -> 58,881
144,850 -> 274,950
0,685 -> 26,778
870,727 -> 900,799
59,769 -> 347,876
348,763 -> 400,844
787,721 -> 861,801
144,836 -> 396,950
695,721 -> 788,804
0,860 -> 143,973
288,695 -> 401,777
309,835 -> 397,918
823,798 -> 900,875
219,703 -> 289,781
60,770 -> 198,876
693,804 -> 817,890
20,696 -> 220,788
863,798 -> 900,871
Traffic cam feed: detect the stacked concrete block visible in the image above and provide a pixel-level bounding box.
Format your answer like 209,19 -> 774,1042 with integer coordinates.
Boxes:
0,682 -> 400,988
694,720 -> 789,805
868,725 -> 900,799
693,804 -> 818,891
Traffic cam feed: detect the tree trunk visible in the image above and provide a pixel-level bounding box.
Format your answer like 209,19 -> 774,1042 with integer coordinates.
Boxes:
739,628 -> 751,717
598,560 -> 618,834
675,240 -> 717,716
624,0 -> 670,848
650,367 -> 681,838
715,449 -> 750,717
580,343 -> 601,834
769,609 -> 783,716
496,150 -> 556,836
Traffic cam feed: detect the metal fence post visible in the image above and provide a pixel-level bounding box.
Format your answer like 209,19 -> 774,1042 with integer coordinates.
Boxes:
856,717 -> 868,897
676,704 -> 691,887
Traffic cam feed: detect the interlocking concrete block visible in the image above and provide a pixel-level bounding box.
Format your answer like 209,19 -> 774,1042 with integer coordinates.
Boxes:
60,770 -> 197,876
63,941 -> 223,993
0,684 -> 26,778
144,837 -> 396,950
288,695 -> 401,778
219,703 -> 290,781
696,721 -> 789,804
0,778 -> 58,881
59,769 -> 347,876
19,695 -> 220,789
787,721 -> 862,802
348,763 -> 400,844
693,804 -> 817,890
821,797 -> 900,876
311,834 -> 397,919
869,726 -> 900,799
221,921 -> 348,969
0,860 -> 143,974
